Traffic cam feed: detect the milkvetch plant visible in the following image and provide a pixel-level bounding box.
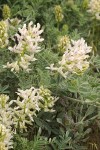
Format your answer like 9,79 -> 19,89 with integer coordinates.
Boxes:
0,1 -> 100,149
0,86 -> 58,149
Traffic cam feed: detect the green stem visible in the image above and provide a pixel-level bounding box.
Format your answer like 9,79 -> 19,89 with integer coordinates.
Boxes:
66,96 -> 100,108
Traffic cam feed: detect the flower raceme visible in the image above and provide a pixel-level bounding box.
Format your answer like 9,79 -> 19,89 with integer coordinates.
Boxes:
8,22 -> 44,54
88,0 -> 100,20
0,124 -> 8,150
0,87 -> 57,148
4,21 -> 44,72
0,95 -> 13,149
0,124 -> 13,150
13,87 -> 42,129
0,21 -> 8,48
39,86 -> 58,111
13,86 -> 58,130
46,38 -> 92,78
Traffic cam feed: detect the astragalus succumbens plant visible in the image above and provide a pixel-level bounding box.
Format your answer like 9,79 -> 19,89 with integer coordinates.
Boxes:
47,38 -> 92,78
0,1 -> 99,149
0,86 -> 57,149
3,21 -> 44,72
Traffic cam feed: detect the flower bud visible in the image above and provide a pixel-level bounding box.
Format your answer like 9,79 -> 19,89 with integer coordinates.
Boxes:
58,35 -> 70,54
2,4 -> 11,20
54,5 -> 64,22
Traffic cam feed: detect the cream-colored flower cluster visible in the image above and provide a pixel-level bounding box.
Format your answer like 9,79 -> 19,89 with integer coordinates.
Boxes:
47,38 -> 92,78
0,95 -> 13,149
13,87 -> 41,130
0,21 -> 8,48
13,86 -> 58,130
4,21 -> 44,72
0,86 -> 57,147
54,5 -> 64,22
88,0 -> 100,20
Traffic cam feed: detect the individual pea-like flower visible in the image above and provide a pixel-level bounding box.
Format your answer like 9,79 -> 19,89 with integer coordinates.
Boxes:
47,38 -> 92,78
13,86 -> 58,130
0,95 -> 13,149
0,21 -> 8,48
54,5 -> 64,22
2,4 -> 11,20
58,35 -> 70,53
88,0 -> 100,20
4,21 -> 44,72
